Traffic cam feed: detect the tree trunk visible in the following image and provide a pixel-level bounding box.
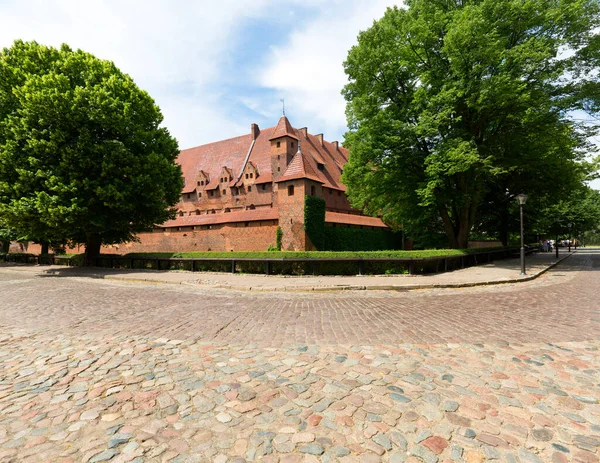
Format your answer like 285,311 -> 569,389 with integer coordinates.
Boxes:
40,242 -> 49,255
0,240 -> 9,253
83,233 -> 102,267
439,204 -> 471,249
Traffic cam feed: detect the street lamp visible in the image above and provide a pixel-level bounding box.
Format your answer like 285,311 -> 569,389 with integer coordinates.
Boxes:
568,222 -> 573,252
516,194 -> 528,275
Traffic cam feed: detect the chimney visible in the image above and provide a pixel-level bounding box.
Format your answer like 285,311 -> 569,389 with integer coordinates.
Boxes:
333,141 -> 339,150
299,127 -> 307,137
316,134 -> 323,146
251,123 -> 260,140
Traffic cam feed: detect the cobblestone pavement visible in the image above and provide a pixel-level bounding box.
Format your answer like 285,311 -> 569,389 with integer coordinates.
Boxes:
0,251 -> 599,462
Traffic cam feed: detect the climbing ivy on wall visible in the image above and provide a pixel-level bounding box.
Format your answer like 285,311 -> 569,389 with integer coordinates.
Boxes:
304,195 -> 402,251
304,195 -> 326,250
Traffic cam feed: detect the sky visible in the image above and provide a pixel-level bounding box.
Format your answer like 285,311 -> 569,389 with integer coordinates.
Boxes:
0,0 -> 399,149
1,0 -> 598,190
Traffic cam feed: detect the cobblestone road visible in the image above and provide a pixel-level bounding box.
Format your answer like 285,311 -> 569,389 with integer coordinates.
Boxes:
0,251 -> 599,462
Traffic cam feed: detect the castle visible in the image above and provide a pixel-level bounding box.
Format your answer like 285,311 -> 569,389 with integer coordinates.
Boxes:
120,116 -> 387,253
10,116 -> 388,254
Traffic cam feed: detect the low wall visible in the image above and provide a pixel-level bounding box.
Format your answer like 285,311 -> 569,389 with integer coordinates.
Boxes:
468,240 -> 502,249
8,221 -> 279,255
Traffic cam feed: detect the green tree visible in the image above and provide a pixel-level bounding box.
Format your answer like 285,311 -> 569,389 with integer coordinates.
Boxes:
534,185 -> 600,238
0,41 -> 183,265
342,0 -> 600,248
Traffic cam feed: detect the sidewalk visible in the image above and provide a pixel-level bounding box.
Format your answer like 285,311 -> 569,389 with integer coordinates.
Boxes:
0,250 -> 574,292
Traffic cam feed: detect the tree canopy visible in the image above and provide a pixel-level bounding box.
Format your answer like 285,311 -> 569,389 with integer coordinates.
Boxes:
342,0 -> 600,248
0,40 -> 183,264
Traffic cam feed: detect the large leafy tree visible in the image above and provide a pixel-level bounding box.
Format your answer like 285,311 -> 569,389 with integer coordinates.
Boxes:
342,0 -> 600,248
0,41 -> 183,264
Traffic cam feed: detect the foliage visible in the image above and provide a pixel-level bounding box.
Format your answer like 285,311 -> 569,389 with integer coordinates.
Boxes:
342,0 -> 600,249
120,248 -> 501,259
534,185 -> 600,237
304,195 -> 326,249
0,40 -> 183,265
304,194 -> 404,251
323,227 -> 403,251
275,226 -> 283,251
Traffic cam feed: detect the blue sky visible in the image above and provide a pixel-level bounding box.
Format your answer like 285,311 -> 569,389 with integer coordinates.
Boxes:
1,0 -> 598,190
0,0 -> 399,149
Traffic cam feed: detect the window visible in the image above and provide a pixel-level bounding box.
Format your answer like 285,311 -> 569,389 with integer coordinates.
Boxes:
250,173 -> 253,178
179,211 -> 184,217
225,208 -> 230,213
211,209 -> 216,214
262,184 -> 267,191
277,141 -> 281,148
277,155 -> 280,160
197,181 -> 201,186
201,180 -> 204,186
222,189 -> 226,195
288,185 -> 294,196
278,167 -> 280,172
329,189 -> 333,195
248,186 -> 252,192
318,163 -> 325,171
209,191 -> 214,197
198,192 -> 202,198
195,210 -> 201,215
338,191 -> 341,197
245,173 -> 248,179
311,186 -> 316,196
291,142 -> 295,149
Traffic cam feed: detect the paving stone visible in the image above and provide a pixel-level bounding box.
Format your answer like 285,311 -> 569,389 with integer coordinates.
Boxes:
90,449 -> 120,462
299,443 -> 325,455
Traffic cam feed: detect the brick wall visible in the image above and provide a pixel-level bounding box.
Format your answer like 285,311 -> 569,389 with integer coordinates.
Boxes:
107,221 -> 279,254
8,221 -> 278,255
277,180 -> 311,251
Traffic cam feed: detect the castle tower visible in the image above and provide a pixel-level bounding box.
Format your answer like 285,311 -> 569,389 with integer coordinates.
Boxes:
269,116 -> 298,183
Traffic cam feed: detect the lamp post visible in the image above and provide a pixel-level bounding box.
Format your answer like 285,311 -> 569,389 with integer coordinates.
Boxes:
568,223 -> 573,252
516,194 -> 528,275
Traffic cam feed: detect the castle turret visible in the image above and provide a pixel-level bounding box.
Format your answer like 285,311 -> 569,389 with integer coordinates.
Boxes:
269,116 -> 298,182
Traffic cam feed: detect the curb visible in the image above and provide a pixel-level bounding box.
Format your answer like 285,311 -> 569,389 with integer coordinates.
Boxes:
2,252 -> 574,293
185,252 -> 575,293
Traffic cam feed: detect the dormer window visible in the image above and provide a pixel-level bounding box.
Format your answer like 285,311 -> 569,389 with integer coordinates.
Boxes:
318,163 -> 325,171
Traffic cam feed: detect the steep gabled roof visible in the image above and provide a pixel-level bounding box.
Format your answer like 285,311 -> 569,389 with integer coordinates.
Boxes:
177,117 -> 350,195
268,116 -> 298,141
276,150 -> 324,184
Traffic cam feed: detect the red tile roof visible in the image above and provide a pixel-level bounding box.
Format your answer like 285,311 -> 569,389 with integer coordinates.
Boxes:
269,116 -> 298,140
276,150 -> 323,183
177,116 -> 350,194
325,211 -> 388,228
162,208 -> 278,228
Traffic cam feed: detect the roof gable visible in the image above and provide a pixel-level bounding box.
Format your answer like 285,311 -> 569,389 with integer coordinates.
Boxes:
268,116 -> 298,141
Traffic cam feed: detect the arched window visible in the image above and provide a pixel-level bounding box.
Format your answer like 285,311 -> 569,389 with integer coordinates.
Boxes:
288,185 -> 294,196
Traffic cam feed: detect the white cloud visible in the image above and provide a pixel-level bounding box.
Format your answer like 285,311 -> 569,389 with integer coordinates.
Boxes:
0,0 -> 273,148
259,1 -> 402,141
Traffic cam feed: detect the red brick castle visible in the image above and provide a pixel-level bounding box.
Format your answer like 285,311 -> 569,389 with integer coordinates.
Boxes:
10,116 -> 388,254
